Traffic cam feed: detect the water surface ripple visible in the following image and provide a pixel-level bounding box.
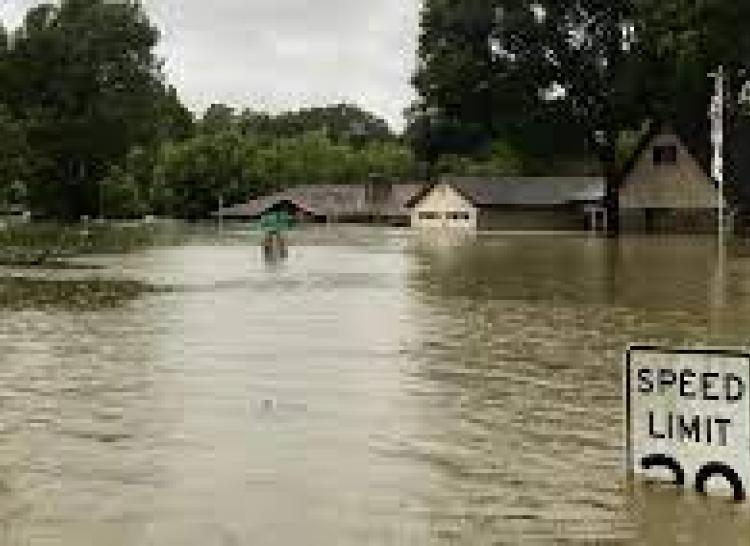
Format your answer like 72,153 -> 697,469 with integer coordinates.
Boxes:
0,227 -> 748,544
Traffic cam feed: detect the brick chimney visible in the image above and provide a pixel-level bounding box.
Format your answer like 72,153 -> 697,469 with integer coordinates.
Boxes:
365,173 -> 393,209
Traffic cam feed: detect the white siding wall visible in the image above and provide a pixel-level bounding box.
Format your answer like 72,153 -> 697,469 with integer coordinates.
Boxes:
411,183 -> 478,229
620,133 -> 723,210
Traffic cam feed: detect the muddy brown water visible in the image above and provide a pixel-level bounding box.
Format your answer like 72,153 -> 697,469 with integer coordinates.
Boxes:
1,226 -> 750,544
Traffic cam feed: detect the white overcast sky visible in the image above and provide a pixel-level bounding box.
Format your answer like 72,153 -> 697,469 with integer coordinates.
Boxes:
0,0 -> 420,131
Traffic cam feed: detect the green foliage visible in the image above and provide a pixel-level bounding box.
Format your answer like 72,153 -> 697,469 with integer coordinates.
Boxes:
0,0 -> 183,218
143,129 -> 417,218
411,0 -> 750,185
203,103 -> 395,144
0,23 -> 7,53
615,127 -> 648,173
0,104 -> 31,205
435,140 -> 524,176
151,131 -> 257,218
633,0 -> 750,121
0,2 -> 413,220
359,140 -> 419,181
154,86 -> 194,143
268,104 -> 393,144
98,166 -> 144,219
200,104 -> 236,134
93,111 -> 417,220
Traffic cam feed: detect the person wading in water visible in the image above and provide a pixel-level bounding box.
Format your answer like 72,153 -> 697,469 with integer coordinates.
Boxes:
262,229 -> 287,262
260,209 -> 291,262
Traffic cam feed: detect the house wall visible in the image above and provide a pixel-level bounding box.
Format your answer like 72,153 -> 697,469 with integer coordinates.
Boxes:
477,206 -> 586,232
618,132 -> 725,233
619,209 -> 720,234
411,183 -> 478,229
619,132 -> 722,210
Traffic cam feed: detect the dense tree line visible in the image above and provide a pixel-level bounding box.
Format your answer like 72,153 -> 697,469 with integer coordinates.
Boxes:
0,0 -> 190,218
104,127 -> 418,219
411,0 -> 750,226
14,0 -> 745,222
0,0 -> 419,219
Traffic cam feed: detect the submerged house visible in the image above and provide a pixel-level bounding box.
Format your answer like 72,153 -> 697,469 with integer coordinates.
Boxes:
405,176 -> 606,231
214,182 -> 423,226
617,123 -> 727,233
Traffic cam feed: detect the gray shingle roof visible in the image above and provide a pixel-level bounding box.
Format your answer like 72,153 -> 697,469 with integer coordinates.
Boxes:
215,183 -> 424,218
406,176 -> 606,208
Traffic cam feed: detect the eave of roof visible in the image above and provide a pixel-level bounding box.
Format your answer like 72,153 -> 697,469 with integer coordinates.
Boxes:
617,121 -> 720,191
405,177 -> 606,208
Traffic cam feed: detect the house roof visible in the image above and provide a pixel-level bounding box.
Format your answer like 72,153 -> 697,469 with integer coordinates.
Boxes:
618,120 -> 713,186
618,116 -> 750,209
405,176 -> 606,208
215,183 -> 424,218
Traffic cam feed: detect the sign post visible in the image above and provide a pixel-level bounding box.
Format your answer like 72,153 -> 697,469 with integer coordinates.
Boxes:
709,67 -> 725,239
625,346 -> 750,502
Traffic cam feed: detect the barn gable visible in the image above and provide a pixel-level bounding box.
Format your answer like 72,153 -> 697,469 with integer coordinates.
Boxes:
619,130 -> 723,210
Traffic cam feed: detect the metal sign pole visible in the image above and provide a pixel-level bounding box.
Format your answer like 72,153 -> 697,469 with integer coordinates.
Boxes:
709,67 -> 728,316
709,66 -> 725,240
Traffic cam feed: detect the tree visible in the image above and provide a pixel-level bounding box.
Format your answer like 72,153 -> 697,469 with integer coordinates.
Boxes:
154,86 -> 194,143
0,23 -> 7,54
412,0 -> 750,231
2,0 -> 166,218
435,139 -> 524,176
2,1 -> 417,219
98,165 -> 144,218
413,0 -> 642,223
200,103 -> 235,134
236,103 -> 395,144
632,0 -> 750,133
152,130 -> 267,218
0,104 -> 32,206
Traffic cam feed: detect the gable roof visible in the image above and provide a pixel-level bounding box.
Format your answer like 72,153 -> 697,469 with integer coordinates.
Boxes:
619,116 -> 750,210
618,121 -> 713,186
405,176 -> 606,209
215,183 -> 424,219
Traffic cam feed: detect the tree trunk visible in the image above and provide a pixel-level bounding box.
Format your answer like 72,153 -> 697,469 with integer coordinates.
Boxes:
604,168 -> 620,236
597,137 -> 619,236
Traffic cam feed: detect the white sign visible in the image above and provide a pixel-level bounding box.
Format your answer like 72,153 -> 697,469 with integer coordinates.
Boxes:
625,346 -> 750,502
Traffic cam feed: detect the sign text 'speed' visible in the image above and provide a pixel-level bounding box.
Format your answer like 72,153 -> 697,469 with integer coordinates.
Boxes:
637,367 -> 745,402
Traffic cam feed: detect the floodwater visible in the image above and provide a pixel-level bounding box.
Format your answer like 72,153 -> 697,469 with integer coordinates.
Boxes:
1,226 -> 750,544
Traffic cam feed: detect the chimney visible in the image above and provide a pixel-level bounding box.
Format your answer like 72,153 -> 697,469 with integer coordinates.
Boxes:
365,173 -> 393,207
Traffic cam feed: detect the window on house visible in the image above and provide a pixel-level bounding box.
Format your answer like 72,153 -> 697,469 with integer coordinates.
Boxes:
419,212 -> 440,220
653,145 -> 677,165
447,212 -> 470,221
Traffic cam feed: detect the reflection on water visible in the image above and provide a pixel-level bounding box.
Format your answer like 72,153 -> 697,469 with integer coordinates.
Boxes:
0,226 -> 749,544
406,233 -> 750,543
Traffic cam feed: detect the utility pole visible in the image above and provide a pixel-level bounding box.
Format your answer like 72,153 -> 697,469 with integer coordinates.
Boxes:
709,66 -> 725,240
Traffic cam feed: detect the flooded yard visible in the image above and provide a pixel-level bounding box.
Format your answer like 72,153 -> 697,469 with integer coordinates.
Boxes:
0,225 -> 749,544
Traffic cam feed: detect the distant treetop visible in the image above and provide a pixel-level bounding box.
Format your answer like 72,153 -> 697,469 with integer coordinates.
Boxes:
199,102 -> 395,144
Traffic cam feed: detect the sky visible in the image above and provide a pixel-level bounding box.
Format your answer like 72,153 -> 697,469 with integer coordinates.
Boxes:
0,0 -> 421,131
